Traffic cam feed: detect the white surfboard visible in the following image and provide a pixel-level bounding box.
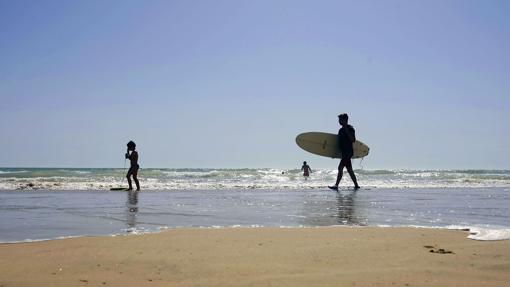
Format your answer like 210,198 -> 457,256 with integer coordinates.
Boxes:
296,132 -> 370,159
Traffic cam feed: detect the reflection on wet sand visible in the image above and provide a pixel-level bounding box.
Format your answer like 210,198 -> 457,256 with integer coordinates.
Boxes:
126,190 -> 138,232
336,192 -> 364,225
298,190 -> 366,226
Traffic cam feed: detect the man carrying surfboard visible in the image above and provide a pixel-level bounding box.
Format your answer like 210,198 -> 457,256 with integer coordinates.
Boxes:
329,114 -> 360,191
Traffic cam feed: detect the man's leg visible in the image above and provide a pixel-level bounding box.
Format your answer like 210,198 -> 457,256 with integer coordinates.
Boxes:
126,167 -> 133,190
132,168 -> 140,191
335,160 -> 346,187
345,159 -> 360,189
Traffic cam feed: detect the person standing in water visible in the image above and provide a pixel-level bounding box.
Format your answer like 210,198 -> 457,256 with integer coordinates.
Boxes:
301,161 -> 312,179
329,114 -> 360,190
125,141 -> 140,191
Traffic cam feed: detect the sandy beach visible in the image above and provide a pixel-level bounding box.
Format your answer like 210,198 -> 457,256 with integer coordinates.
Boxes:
1,227 -> 509,286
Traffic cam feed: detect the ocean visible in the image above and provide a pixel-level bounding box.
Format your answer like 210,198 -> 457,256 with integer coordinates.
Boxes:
1,168 -> 509,243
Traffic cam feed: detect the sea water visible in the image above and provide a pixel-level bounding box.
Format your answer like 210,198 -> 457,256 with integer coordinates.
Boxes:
0,168 -> 509,242
2,168 -> 509,190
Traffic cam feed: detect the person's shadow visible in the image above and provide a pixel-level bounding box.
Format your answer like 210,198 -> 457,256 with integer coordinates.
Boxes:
126,190 -> 139,232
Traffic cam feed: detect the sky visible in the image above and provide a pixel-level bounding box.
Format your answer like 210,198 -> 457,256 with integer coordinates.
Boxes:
1,0 -> 509,169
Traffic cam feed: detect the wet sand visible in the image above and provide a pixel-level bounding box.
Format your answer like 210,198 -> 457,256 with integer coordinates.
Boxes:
1,227 -> 509,286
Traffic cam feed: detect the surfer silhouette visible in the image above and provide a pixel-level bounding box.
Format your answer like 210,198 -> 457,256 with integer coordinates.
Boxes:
301,161 -> 312,178
125,141 -> 140,191
329,114 -> 360,191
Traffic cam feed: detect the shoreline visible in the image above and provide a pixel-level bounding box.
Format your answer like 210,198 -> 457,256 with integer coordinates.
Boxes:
2,224 -> 510,244
1,227 -> 509,286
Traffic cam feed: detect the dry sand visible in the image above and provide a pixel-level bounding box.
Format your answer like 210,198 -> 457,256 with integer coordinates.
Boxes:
1,227 -> 509,286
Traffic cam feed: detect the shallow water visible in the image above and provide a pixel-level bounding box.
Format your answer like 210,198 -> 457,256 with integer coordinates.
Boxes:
1,187 -> 509,242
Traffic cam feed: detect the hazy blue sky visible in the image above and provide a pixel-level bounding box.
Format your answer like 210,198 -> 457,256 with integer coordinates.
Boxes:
1,0 -> 509,169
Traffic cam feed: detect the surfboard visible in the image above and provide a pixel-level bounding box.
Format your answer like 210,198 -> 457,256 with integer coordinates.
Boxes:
295,132 -> 370,159
110,187 -> 129,191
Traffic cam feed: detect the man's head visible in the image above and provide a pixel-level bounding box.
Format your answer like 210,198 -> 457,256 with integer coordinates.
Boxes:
338,113 -> 349,126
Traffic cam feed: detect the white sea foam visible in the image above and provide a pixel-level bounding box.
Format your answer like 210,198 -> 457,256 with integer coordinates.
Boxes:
467,227 -> 510,241
372,225 -> 510,241
1,168 -> 509,190
442,225 -> 510,241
